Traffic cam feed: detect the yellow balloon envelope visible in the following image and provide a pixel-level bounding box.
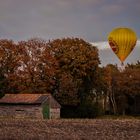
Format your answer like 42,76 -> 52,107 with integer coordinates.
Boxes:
108,27 -> 137,64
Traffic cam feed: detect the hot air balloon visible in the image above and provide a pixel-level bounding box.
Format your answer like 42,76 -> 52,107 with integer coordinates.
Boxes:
108,27 -> 137,65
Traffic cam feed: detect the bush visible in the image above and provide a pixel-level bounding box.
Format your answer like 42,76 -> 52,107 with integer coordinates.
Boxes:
77,102 -> 103,118
0,93 -> 4,98
60,105 -> 79,118
61,102 -> 103,118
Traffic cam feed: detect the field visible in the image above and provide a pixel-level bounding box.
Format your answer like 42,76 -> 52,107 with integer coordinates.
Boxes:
0,118 -> 140,140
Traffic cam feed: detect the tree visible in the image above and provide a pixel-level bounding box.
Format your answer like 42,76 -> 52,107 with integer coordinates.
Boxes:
0,38 -> 59,94
102,62 -> 140,115
115,61 -> 140,114
16,38 -> 58,93
48,38 -> 100,105
0,39 -> 20,94
100,64 -> 120,115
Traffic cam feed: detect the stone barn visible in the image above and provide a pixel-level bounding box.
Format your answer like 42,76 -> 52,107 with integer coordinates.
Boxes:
0,94 -> 61,119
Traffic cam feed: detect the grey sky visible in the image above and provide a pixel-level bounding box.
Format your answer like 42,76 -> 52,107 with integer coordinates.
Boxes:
0,0 -> 140,65
0,0 -> 140,41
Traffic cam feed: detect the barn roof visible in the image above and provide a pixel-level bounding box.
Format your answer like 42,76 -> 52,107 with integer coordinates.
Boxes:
0,94 -> 61,108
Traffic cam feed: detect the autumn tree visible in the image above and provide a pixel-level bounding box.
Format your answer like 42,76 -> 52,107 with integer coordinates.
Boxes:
16,38 -> 58,93
101,62 -> 140,115
96,64 -> 120,115
0,38 -> 59,95
0,39 -> 21,95
48,38 -> 100,105
115,61 -> 140,114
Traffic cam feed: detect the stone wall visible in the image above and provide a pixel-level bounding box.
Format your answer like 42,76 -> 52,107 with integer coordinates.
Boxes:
0,105 -> 43,119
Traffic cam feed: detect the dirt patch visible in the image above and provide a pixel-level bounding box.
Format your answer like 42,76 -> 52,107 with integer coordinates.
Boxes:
0,119 -> 140,140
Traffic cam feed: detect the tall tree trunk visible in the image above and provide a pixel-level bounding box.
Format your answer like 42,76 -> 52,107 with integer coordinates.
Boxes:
109,85 -> 117,115
112,87 -> 117,114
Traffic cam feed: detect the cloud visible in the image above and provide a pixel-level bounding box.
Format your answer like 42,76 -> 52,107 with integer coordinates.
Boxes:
91,42 -> 109,50
91,40 -> 140,50
92,40 -> 140,66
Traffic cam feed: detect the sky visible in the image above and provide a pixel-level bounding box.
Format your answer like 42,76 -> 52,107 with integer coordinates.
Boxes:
0,0 -> 140,66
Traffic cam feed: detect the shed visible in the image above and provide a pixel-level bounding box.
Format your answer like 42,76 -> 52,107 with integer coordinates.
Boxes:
0,94 -> 61,119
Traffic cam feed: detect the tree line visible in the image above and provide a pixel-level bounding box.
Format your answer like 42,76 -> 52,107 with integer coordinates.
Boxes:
0,38 -> 140,117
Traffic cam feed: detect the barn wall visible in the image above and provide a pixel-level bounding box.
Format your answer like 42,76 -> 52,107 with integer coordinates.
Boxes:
50,108 -> 60,119
0,105 -> 43,119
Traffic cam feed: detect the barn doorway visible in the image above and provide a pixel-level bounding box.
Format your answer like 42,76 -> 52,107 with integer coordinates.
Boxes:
42,105 -> 50,119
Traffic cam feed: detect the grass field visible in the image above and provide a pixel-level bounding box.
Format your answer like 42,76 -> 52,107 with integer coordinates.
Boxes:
0,118 -> 140,140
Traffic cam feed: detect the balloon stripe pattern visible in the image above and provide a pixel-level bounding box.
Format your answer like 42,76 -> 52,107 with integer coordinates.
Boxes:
108,27 -> 137,63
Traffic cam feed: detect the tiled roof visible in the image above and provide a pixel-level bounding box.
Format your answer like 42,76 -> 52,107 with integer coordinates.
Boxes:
0,94 -> 61,108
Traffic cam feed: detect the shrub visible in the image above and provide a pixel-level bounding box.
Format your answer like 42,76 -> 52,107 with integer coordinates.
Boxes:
77,102 -> 103,118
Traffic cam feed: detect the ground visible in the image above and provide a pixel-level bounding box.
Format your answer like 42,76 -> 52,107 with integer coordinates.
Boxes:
0,118 -> 140,140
